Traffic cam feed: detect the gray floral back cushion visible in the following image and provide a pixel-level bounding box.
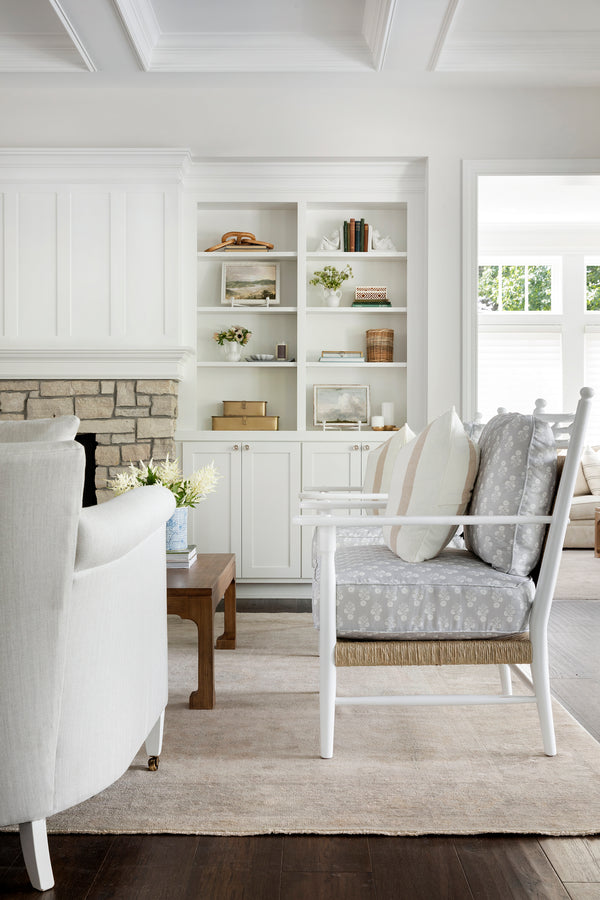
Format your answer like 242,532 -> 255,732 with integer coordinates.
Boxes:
463,413 -> 557,576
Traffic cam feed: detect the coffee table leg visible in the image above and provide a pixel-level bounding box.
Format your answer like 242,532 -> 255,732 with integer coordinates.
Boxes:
189,598 -> 216,710
216,578 -> 236,650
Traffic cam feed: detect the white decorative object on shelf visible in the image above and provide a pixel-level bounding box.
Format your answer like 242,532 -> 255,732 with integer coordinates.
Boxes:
318,229 -> 341,251
382,401 -> 395,426
371,415 -> 385,428
324,289 -> 341,307
371,229 -> 397,252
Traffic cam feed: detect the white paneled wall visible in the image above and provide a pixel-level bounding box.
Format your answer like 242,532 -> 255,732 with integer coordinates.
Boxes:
0,151 -> 190,380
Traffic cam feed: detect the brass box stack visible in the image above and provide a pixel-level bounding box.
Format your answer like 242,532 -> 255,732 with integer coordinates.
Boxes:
212,400 -> 279,431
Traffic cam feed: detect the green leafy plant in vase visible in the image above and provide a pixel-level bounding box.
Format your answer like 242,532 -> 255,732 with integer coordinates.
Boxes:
309,264 -> 353,307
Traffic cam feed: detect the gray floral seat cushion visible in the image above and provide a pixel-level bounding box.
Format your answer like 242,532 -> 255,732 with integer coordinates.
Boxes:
311,524 -> 385,566
312,544 -> 534,639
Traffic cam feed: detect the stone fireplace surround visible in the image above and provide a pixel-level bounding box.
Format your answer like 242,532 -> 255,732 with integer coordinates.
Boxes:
0,379 -> 178,503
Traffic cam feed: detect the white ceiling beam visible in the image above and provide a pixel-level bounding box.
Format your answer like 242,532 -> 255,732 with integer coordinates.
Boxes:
437,31 -> 600,71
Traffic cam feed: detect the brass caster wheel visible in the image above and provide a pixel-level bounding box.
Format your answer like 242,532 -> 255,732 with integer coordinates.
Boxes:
148,755 -> 159,771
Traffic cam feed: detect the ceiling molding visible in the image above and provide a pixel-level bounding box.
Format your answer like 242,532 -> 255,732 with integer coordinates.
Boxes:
48,0 -> 96,71
0,33 -> 89,73
111,0 -> 160,70
112,0 -> 378,72
437,31 -> 600,71
362,0 -> 397,71
427,0 -> 461,72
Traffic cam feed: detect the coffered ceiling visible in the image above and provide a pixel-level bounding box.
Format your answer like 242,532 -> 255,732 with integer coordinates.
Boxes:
2,0 -> 600,82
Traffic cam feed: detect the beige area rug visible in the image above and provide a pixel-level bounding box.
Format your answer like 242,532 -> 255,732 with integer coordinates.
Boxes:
49,613 -> 600,836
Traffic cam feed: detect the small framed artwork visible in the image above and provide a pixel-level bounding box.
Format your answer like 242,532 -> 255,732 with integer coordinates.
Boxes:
275,342 -> 288,361
313,384 -> 371,426
221,262 -> 280,306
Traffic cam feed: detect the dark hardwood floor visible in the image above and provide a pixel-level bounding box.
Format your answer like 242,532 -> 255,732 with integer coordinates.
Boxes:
3,565 -> 600,898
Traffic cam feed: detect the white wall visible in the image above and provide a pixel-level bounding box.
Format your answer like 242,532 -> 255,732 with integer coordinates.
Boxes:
2,81 -> 600,417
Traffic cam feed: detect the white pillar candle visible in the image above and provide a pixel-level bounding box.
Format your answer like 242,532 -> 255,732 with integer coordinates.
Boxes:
381,402 -> 394,426
371,415 -> 385,428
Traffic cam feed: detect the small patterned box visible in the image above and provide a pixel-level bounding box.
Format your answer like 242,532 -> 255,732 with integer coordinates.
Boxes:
354,286 -> 388,300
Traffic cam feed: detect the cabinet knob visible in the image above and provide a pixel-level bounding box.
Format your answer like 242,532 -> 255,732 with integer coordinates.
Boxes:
352,444 -> 360,451
363,444 -> 370,451
244,444 -> 250,451
232,444 -> 240,451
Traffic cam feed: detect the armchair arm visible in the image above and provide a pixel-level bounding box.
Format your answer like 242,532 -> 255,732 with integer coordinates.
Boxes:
293,513 -> 553,527
75,485 -> 176,571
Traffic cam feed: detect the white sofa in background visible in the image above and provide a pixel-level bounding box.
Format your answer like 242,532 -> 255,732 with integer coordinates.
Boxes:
562,446 -> 600,548
0,426 -> 175,891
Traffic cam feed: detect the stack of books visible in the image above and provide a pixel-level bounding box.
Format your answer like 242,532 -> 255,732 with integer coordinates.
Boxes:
167,544 -> 198,569
343,218 -> 370,252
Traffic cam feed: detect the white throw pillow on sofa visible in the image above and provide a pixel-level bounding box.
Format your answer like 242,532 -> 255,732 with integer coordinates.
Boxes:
383,408 -> 479,563
362,424 -> 416,514
582,446 -> 600,495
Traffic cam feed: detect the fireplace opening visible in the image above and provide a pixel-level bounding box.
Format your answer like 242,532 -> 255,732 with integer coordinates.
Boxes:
75,433 -> 98,507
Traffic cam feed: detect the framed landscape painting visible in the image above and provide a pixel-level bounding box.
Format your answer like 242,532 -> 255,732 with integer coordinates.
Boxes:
313,384 -> 370,426
221,262 -> 280,306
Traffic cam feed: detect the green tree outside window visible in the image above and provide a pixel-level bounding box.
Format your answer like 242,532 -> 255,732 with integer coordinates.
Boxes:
478,263 -> 552,312
478,265 -> 499,311
587,265 -> 600,311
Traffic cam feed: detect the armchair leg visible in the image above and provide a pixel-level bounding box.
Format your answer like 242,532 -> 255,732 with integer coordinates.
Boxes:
19,820 -> 54,892
498,664 -> 513,696
531,651 -> 557,757
145,709 -> 165,770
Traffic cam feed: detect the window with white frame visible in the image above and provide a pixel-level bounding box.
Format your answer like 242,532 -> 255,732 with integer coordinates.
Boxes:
477,252 -> 600,441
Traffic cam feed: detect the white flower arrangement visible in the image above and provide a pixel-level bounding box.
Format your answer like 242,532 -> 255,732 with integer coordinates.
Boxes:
108,456 -> 220,509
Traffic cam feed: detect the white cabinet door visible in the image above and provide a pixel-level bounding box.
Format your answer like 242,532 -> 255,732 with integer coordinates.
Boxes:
183,441 -> 242,560
241,442 -> 301,579
300,441 -> 363,578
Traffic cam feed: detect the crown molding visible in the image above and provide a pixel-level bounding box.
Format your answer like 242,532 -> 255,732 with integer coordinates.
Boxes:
437,31 -> 600,72
427,0 -> 461,72
0,33 -> 89,73
363,0 -> 397,71
111,0 -> 159,70
186,157 -> 426,199
113,0 -> 379,72
150,32 -> 370,72
0,346 -> 194,381
0,149 -> 192,184
48,0 -> 96,71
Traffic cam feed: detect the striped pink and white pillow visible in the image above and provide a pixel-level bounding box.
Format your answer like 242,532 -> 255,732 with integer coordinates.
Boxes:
383,408 -> 479,562
362,424 -> 416,513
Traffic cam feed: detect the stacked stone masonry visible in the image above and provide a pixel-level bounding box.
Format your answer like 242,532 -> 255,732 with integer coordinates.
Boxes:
0,379 -> 178,503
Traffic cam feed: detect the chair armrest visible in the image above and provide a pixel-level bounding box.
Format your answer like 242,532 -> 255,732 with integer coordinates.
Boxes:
302,485 -> 364,493
75,485 -> 176,571
300,492 -> 388,502
293,513 -> 553,527
300,497 -> 387,509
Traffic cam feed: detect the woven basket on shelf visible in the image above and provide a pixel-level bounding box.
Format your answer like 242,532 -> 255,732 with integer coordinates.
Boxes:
366,329 -> 394,362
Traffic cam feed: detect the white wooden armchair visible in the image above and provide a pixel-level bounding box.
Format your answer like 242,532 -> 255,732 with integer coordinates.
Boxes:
294,389 -> 593,759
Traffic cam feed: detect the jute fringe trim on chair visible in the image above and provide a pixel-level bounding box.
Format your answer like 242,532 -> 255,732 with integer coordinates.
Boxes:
334,636 -> 532,667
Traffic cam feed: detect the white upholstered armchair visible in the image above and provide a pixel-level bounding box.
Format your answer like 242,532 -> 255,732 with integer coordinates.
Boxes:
0,424 -> 175,891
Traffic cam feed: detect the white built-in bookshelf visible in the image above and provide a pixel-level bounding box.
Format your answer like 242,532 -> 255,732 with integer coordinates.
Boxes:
191,160 -> 426,434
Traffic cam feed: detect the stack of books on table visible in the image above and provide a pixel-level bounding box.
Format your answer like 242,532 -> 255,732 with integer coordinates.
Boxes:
166,545 -> 197,569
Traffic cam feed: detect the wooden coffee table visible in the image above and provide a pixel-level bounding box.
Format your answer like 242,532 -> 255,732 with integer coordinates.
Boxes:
166,553 -> 236,709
